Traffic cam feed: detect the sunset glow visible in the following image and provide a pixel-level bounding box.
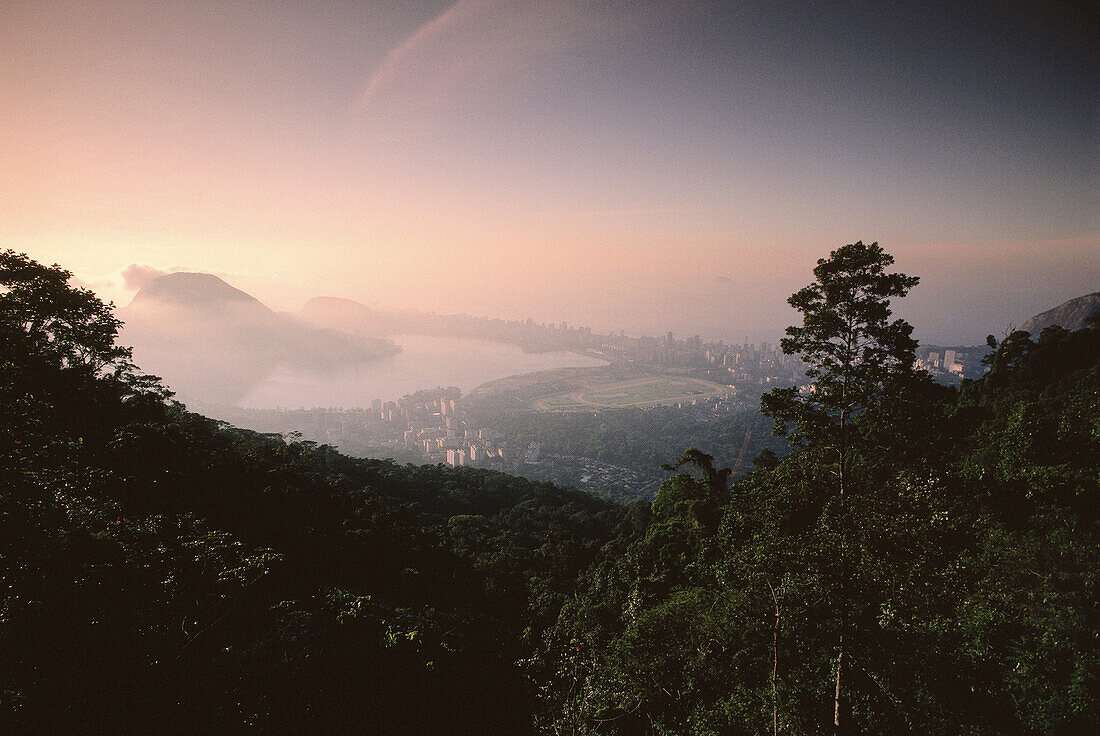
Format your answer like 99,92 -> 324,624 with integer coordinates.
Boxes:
2,1 -> 1096,342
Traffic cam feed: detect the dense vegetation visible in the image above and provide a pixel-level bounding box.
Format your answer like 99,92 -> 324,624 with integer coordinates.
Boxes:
471,405 -> 787,481
0,251 -> 621,734
2,247 -> 1096,734
538,244 -> 1098,735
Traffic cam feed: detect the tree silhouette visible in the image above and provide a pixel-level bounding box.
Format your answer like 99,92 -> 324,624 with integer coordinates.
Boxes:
760,240 -> 919,734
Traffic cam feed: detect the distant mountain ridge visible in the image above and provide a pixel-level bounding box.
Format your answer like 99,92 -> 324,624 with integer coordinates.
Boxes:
130,271 -> 258,308
300,296 -> 402,337
1020,292 -> 1100,335
299,296 -> 564,349
119,273 -> 399,405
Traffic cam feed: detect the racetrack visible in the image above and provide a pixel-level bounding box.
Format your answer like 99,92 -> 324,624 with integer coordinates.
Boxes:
533,375 -> 729,411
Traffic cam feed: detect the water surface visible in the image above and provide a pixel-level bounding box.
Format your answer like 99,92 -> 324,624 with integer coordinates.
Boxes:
237,334 -> 605,409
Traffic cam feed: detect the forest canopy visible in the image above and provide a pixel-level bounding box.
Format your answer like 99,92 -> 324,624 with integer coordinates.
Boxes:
1,248 -> 1096,735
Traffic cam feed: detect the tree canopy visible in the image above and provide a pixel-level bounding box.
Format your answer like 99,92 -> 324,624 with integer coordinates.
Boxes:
0,252 -> 621,734
541,243 -> 1097,735
2,249 -> 1096,735
760,240 -> 920,446
1,249 -> 130,374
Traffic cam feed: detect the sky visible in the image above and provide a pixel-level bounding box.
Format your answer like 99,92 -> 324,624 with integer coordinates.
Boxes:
1,0 -> 1096,344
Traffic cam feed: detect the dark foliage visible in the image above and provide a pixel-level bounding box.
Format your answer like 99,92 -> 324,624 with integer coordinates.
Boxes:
539,248 -> 1098,735
473,406 -> 786,480
0,251 -> 621,734
3,249 -> 1096,735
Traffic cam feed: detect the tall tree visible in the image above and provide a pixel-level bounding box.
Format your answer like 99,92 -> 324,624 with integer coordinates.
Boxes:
760,240 -> 919,734
0,249 -> 130,374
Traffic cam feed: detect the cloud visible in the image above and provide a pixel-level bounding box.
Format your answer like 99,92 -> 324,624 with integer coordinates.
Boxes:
121,264 -> 171,291
352,0 -> 654,120
121,264 -> 233,292
355,0 -> 491,114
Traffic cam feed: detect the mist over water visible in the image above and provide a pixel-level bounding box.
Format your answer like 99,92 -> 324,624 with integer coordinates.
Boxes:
236,334 -> 606,410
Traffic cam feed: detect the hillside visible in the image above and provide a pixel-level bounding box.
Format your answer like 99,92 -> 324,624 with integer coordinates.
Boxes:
299,295 -> 402,337
2,249 -> 1097,735
1020,290 -> 1100,335
1,251 -> 619,735
119,273 -> 399,404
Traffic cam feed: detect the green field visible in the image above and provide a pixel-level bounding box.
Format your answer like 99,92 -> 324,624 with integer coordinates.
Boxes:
533,375 -> 730,411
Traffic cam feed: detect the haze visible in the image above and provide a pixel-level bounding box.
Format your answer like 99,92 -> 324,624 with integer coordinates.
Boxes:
2,0 -> 1096,344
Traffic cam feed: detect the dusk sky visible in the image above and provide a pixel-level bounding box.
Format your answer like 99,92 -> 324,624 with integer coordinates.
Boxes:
2,0 -> 1096,344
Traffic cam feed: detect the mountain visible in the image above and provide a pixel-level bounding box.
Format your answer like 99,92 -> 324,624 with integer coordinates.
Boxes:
119,273 -> 399,405
1020,291 -> 1100,335
299,295 -> 401,337
299,296 -> 497,339
299,296 -> 455,339
131,271 -> 258,308
299,297 -> 580,350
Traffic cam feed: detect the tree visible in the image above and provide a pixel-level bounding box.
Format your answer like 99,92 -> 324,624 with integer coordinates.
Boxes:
0,250 -> 170,404
761,241 -> 919,449
2,255 -> 624,734
1,250 -> 128,372
760,241 -> 920,734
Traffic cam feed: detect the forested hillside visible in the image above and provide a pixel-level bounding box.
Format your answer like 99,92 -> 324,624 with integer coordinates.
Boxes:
470,406 -> 787,481
0,251 -> 621,734
2,247 -> 1095,735
538,244 -> 1097,735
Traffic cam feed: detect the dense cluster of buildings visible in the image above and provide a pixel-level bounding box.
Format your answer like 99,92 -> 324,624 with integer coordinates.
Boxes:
358,393 -> 522,469
696,340 -> 802,388
917,348 -> 964,375
224,388 -> 664,500
399,312 -> 801,387
438,313 -> 986,390
914,345 -> 988,382
589,331 -> 801,384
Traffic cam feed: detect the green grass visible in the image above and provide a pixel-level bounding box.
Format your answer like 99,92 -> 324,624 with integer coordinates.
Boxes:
532,376 -> 729,411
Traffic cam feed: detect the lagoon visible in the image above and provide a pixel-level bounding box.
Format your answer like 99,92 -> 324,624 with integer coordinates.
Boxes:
236,334 -> 606,410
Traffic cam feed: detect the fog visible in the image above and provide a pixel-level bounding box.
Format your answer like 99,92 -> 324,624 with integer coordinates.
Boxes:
237,335 -> 606,411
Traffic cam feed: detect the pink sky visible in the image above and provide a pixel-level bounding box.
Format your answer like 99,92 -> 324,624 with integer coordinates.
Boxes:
2,1 -> 1096,343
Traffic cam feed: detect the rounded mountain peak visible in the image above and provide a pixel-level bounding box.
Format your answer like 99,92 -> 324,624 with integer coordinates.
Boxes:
132,272 -> 259,307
